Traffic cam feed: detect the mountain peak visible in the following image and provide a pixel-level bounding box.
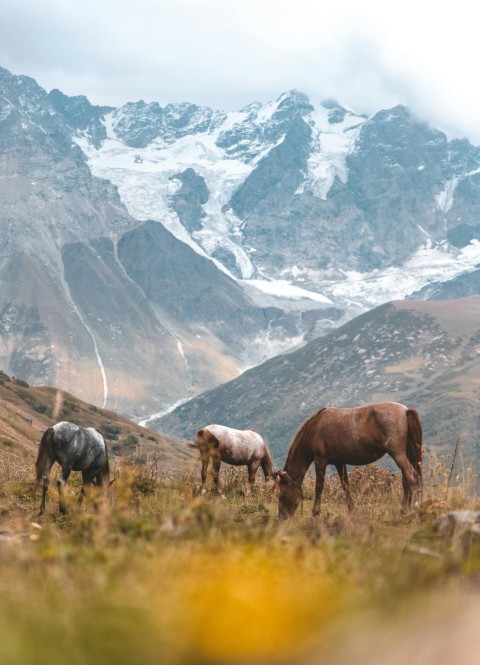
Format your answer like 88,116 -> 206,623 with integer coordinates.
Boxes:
277,89 -> 311,107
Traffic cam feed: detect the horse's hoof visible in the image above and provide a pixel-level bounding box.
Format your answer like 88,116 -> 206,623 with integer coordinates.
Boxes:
59,506 -> 67,515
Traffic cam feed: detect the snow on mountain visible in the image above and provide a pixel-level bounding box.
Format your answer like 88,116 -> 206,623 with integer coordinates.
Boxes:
74,89 -> 480,328
301,100 -> 366,199
320,241 -> 480,308
75,92 -> 370,299
75,107 -> 258,279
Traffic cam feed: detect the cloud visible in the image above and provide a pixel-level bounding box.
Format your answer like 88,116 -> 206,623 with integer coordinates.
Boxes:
1,0 -> 479,142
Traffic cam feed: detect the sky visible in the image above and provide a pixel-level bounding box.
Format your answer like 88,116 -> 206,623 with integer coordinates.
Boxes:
1,0 -> 480,142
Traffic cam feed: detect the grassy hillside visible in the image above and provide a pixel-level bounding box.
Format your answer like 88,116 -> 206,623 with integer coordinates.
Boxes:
0,369 -> 193,465
0,441 -> 479,665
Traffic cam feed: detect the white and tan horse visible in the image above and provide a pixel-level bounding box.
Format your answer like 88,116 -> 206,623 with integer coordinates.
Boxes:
192,424 -> 275,495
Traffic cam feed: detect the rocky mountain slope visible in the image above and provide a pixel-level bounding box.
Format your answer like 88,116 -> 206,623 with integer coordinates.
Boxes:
0,67 -> 333,419
75,88 -> 480,304
154,296 -> 480,465
3,64 -> 480,422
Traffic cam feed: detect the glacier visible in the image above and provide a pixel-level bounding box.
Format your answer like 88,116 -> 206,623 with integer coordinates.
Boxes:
74,91 -> 480,332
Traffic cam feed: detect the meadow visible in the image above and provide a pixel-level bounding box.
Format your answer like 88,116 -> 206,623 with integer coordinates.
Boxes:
0,440 -> 479,665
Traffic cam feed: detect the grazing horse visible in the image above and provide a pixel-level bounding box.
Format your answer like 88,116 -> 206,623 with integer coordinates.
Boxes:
192,424 -> 275,495
277,402 -> 422,519
35,421 -> 110,515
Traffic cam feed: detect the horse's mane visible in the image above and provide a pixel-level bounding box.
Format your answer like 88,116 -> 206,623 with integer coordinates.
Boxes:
284,408 -> 326,468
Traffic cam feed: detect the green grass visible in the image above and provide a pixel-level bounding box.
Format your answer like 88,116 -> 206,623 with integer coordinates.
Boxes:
0,450 -> 478,665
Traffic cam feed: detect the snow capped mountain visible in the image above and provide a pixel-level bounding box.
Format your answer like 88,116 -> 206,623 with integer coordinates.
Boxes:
73,88 -> 480,319
3,63 -> 480,420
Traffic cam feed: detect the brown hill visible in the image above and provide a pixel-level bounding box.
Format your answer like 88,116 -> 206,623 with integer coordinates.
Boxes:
154,296 -> 480,465
0,370 -> 193,466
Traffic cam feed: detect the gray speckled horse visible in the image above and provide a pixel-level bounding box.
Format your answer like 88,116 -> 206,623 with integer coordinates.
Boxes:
192,424 -> 275,495
35,421 -> 110,515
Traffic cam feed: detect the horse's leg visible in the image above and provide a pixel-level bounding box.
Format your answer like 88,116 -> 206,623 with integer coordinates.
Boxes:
312,457 -> 327,517
335,464 -> 354,511
38,460 -> 53,516
95,471 -> 110,505
389,451 -> 420,512
57,466 -> 72,515
246,460 -> 261,496
78,469 -> 92,506
211,454 -> 224,497
80,466 -> 104,508
200,454 -> 210,495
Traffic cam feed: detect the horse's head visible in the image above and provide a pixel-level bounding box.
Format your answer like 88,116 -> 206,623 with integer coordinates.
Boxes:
275,470 -> 303,519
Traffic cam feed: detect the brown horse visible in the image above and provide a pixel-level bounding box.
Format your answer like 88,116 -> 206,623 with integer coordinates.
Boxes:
277,402 -> 422,519
192,424 -> 275,495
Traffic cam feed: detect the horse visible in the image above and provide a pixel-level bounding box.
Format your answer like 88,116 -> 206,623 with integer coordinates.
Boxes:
34,421 -> 110,515
191,424 -> 276,495
276,402 -> 423,519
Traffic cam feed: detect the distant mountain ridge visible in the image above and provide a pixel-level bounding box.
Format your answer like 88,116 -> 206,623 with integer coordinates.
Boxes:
154,296 -> 480,465
3,64 -> 480,421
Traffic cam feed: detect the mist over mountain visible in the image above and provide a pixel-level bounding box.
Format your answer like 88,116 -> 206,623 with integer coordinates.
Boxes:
2,64 -> 480,422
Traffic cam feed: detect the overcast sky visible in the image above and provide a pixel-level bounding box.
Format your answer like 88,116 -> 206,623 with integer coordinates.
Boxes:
1,0 -> 480,142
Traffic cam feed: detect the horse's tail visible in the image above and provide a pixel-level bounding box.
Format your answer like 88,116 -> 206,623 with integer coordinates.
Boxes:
261,444 -> 275,479
406,409 -> 423,481
103,444 -> 110,480
35,427 -> 54,485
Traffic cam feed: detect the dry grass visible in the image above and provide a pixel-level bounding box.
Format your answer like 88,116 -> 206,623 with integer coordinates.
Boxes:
0,445 -> 479,665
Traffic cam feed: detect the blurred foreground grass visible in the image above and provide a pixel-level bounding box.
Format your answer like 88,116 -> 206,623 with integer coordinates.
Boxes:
0,445 -> 479,665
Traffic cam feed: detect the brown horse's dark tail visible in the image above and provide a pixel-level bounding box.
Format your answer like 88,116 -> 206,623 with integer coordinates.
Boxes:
406,409 -> 423,482
34,427 -> 54,492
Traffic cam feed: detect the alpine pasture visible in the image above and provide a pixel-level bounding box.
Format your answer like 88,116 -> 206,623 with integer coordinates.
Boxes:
1,392 -> 479,665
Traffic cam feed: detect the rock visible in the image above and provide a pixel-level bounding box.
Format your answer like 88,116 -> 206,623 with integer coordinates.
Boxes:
435,511 -> 480,556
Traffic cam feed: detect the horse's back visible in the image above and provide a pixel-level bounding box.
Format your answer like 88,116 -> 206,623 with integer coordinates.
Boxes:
325,402 -> 408,430
51,421 -> 106,470
53,420 -> 80,436
201,424 -> 265,464
315,402 -> 411,464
